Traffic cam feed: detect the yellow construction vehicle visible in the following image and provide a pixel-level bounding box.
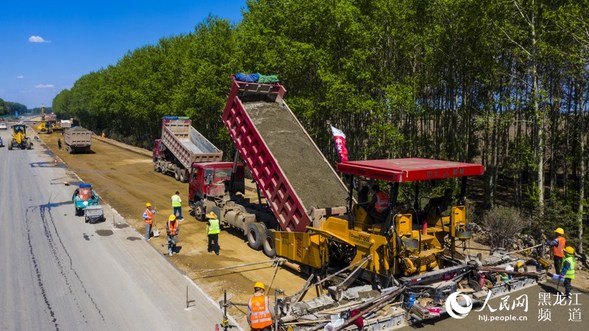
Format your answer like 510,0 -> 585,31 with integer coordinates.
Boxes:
35,120 -> 54,134
8,123 -> 32,150
272,158 -> 484,286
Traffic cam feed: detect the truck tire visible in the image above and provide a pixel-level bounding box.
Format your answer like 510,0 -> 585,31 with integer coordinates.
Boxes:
179,168 -> 188,183
247,223 -> 266,250
174,166 -> 180,181
263,232 -> 276,258
194,201 -> 205,221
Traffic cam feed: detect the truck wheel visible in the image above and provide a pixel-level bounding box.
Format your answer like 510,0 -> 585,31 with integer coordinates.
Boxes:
75,207 -> 83,216
154,162 -> 161,172
194,201 -> 205,221
263,232 -> 276,258
174,167 -> 180,181
247,223 -> 266,250
179,169 -> 188,183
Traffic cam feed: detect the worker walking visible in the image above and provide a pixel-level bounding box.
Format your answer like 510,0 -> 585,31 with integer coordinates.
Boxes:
247,282 -> 274,331
171,191 -> 183,221
166,214 -> 180,256
206,211 -> 221,255
143,202 -> 156,240
57,138 -> 62,150
559,246 -> 576,299
547,227 -> 566,274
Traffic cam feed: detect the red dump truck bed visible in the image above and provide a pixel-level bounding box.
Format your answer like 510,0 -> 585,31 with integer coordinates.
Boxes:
222,78 -> 348,232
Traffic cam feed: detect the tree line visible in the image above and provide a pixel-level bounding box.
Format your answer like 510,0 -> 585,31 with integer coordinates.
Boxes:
52,0 -> 589,251
0,99 -> 27,116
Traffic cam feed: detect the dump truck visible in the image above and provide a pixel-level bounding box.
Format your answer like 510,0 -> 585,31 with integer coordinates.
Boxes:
64,127 -> 93,153
188,77 -> 349,254
153,116 -> 223,182
7,123 -> 32,150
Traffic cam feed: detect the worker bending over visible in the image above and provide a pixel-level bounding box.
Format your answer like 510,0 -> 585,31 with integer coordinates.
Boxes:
166,214 -> 179,256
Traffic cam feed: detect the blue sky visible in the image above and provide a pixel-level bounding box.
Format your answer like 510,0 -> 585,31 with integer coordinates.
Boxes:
0,0 -> 246,109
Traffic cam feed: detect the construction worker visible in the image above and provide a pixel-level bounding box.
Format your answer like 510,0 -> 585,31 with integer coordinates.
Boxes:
206,211 -> 220,255
166,214 -> 180,256
247,282 -> 274,331
366,184 -> 389,223
559,246 -> 576,299
547,227 -> 566,274
142,202 -> 156,240
171,191 -> 183,221
57,138 -> 62,150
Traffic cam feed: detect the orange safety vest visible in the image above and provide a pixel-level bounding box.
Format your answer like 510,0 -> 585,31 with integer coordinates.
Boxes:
167,220 -> 179,236
553,236 -> 566,258
144,208 -> 154,224
248,294 -> 272,329
375,191 -> 389,213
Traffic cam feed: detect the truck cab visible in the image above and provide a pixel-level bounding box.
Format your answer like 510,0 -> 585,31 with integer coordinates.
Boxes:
188,162 -> 245,220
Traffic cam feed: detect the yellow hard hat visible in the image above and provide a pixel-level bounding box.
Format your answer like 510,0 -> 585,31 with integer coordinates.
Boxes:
206,211 -> 217,219
564,246 -> 575,255
146,202 -> 152,207
554,228 -> 564,235
169,214 -> 176,221
254,282 -> 265,290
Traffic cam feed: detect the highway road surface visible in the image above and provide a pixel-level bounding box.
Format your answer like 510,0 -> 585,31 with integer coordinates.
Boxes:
0,129 -> 236,330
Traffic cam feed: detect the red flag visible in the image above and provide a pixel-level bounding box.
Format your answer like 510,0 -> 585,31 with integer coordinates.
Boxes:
330,126 -> 349,162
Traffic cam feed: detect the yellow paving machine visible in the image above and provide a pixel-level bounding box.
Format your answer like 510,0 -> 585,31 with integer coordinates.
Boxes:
272,158 -> 485,286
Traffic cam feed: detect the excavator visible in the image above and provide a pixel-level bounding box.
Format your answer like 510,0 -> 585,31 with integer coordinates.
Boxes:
272,158 -> 484,287
8,123 -> 32,150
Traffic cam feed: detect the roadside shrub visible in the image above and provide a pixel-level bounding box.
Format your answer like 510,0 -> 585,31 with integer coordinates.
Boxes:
481,205 -> 527,250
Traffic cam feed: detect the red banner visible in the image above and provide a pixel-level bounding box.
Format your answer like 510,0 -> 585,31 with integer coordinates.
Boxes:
330,126 -> 349,162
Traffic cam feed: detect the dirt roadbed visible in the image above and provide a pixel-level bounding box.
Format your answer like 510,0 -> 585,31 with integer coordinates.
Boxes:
38,132 -> 308,329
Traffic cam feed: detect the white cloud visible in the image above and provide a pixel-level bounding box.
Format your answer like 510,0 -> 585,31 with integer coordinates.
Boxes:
29,35 -> 50,43
35,84 -> 54,89
17,75 -> 24,79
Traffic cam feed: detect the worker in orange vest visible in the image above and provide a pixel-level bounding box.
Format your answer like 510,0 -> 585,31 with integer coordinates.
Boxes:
366,184 -> 389,223
166,214 -> 180,256
143,202 -> 156,240
547,227 -> 566,274
247,282 -> 274,331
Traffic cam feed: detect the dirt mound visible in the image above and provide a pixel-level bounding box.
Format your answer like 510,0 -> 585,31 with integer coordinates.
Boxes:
245,101 -> 348,210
